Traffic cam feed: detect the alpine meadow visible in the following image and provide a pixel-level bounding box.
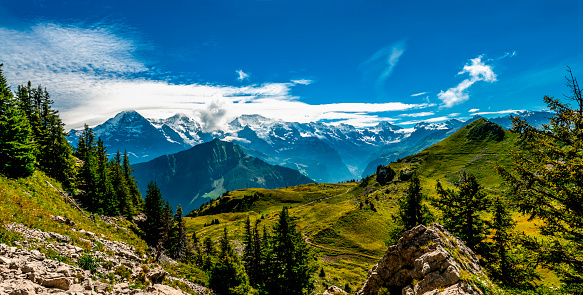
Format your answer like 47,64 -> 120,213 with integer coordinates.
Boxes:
1,1 -> 582,295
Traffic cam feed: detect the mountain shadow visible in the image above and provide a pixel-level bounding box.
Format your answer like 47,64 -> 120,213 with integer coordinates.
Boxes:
131,139 -> 313,214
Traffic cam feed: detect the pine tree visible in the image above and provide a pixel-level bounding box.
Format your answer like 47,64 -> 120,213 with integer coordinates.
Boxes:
171,205 -> 187,261
190,230 -> 203,266
95,138 -> 115,215
243,216 -> 263,288
266,207 -> 314,295
14,82 -> 75,188
432,172 -> 490,252
395,175 -> 432,230
0,64 -> 36,178
487,196 -> 539,288
109,152 -> 133,218
76,125 -> 100,210
160,201 -> 173,251
210,227 -> 251,295
497,68 -> 583,291
122,151 -> 143,212
144,181 -> 164,246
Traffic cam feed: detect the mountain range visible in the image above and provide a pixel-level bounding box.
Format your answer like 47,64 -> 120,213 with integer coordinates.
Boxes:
131,139 -> 313,213
68,110 -> 552,183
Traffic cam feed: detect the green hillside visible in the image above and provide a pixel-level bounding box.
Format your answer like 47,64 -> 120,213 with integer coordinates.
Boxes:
0,170 -> 147,252
183,118 -> 559,292
392,118 -> 520,193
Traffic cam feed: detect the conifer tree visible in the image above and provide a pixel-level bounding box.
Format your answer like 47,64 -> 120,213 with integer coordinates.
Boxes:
266,207 -> 314,295
432,172 -> 489,252
95,138 -> 115,215
190,230 -> 203,266
144,181 -> 164,246
210,227 -> 251,295
0,65 -> 36,178
122,151 -> 143,211
394,175 -> 432,230
77,125 -> 99,209
14,81 -> 75,188
171,205 -> 187,261
497,68 -> 583,291
109,152 -> 133,218
160,201 -> 173,251
487,196 -> 539,288
243,216 -> 264,288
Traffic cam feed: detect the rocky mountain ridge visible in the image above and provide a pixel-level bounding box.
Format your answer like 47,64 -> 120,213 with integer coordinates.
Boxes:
68,111 -> 552,183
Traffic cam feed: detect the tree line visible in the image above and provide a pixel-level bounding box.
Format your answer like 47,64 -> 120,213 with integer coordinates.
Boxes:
0,64 -> 190,262
0,64 -> 75,185
185,207 -> 314,295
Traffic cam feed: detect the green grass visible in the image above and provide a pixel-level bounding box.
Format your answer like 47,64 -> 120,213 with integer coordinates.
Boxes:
0,170 -> 147,253
184,119 -> 561,291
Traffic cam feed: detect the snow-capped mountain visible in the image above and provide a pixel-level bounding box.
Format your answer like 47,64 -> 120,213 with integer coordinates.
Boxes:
67,110 -> 551,183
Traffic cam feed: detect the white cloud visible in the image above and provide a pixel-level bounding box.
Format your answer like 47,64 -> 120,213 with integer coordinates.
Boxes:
236,70 -> 249,81
0,23 -> 432,131
291,79 -> 312,85
437,56 -> 497,108
411,92 -> 427,97
361,41 -> 406,90
470,109 -> 524,116
399,116 -> 452,125
399,112 -> 434,117
468,108 -> 480,113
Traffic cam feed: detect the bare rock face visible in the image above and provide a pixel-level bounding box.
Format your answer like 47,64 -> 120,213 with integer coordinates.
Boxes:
357,224 -> 488,295
0,223 -> 211,295
323,285 -> 348,295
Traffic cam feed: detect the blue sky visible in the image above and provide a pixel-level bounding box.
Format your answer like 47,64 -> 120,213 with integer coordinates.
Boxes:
0,0 -> 582,130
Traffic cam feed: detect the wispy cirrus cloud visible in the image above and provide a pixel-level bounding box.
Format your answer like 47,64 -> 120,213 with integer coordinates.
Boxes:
0,23 -> 430,130
291,79 -> 312,85
399,116 -> 453,125
411,92 -> 428,97
437,56 -> 497,108
468,108 -> 480,113
470,109 -> 524,116
399,112 -> 434,117
361,41 -> 406,93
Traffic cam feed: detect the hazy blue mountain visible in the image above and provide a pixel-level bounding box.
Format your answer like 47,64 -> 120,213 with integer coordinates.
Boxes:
131,139 -> 313,213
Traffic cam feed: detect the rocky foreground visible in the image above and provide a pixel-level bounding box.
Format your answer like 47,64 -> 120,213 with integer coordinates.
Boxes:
356,224 -> 492,295
0,221 -> 209,295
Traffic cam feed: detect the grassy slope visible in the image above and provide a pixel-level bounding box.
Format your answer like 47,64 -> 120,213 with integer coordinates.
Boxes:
0,170 -> 147,252
185,119 -> 557,291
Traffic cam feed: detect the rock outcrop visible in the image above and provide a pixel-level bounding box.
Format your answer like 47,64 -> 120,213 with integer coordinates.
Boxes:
0,223 -> 210,295
323,285 -> 348,295
376,165 -> 396,185
357,224 -> 490,295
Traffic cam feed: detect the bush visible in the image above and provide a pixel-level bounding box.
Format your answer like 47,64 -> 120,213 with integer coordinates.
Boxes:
77,252 -> 101,273
115,265 -> 132,281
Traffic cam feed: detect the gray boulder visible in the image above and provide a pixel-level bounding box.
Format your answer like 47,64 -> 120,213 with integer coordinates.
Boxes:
357,224 -> 489,295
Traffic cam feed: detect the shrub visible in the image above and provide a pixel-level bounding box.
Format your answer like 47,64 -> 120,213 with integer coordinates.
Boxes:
77,252 -> 101,273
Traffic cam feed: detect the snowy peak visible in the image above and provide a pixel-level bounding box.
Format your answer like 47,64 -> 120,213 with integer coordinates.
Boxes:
413,119 -> 463,131
374,121 -> 402,132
